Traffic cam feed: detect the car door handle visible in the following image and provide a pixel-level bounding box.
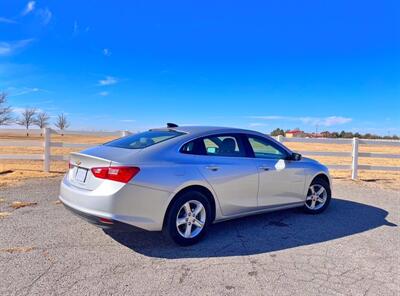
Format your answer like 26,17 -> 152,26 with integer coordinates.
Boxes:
259,166 -> 270,171
206,165 -> 219,171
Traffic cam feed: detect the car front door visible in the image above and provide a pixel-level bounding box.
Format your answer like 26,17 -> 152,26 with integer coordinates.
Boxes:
246,135 -> 306,208
182,134 -> 259,216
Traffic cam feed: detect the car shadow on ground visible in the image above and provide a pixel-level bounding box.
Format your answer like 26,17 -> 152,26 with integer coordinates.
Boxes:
104,198 -> 397,259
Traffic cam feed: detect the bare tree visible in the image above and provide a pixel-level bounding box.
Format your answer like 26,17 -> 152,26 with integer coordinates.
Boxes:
0,92 -> 13,126
17,108 -> 37,136
55,113 -> 70,136
34,112 -> 50,136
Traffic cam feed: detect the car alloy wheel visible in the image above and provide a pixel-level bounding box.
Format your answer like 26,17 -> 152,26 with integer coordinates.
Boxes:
176,200 -> 206,238
305,184 -> 328,211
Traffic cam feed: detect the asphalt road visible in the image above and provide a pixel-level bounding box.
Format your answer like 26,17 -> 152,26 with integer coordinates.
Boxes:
0,177 -> 399,296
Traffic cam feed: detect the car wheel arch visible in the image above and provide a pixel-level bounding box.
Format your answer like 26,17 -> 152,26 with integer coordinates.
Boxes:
309,173 -> 331,189
163,185 -> 217,229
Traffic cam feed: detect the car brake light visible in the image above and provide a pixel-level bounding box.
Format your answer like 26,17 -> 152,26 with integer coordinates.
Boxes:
91,166 -> 140,183
99,217 -> 113,224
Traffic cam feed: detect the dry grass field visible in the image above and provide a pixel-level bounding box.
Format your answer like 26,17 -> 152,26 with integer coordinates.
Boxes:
286,142 -> 400,190
0,133 -> 115,188
1,133 -> 399,190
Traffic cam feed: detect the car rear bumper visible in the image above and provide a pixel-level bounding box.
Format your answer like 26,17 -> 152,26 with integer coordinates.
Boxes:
59,175 -> 172,231
61,201 -> 142,231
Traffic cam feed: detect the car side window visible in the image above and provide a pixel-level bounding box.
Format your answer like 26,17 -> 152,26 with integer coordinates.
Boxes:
181,141 -> 195,153
202,135 -> 245,157
248,136 -> 287,159
180,134 -> 246,157
181,139 -> 206,155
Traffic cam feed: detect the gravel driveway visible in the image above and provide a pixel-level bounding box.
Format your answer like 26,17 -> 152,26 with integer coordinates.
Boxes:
0,177 -> 399,296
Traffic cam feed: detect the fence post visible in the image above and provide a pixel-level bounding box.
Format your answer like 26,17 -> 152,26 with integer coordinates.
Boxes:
277,135 -> 284,143
351,137 -> 359,180
43,128 -> 51,172
121,130 -> 131,137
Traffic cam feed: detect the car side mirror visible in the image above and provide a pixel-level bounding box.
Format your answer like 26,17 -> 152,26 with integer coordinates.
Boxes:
288,152 -> 302,161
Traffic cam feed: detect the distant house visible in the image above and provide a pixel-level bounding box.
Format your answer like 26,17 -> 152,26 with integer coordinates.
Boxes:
320,131 -> 330,138
285,129 -> 305,138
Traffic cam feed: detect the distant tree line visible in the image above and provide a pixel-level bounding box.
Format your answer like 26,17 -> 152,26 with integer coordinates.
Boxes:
270,128 -> 285,136
0,92 -> 70,136
270,127 -> 399,140
319,130 -> 399,140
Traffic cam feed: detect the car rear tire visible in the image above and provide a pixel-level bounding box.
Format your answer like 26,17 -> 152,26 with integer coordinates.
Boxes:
303,177 -> 331,214
164,190 -> 211,246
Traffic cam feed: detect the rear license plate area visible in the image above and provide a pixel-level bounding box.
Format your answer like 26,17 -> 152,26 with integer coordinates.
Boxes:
75,167 -> 88,183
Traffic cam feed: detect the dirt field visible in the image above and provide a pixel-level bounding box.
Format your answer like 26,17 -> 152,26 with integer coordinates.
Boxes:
0,133 -> 399,190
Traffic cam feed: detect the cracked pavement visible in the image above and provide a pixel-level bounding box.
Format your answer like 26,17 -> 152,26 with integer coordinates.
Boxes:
0,177 -> 399,295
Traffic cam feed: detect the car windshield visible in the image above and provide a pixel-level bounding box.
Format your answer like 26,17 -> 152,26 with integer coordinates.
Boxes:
104,130 -> 184,149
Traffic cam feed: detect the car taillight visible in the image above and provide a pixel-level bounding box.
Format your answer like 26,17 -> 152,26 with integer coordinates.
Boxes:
91,166 -> 140,183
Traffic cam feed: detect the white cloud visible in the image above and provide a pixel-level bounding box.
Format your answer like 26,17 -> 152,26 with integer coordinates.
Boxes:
103,48 -> 111,57
251,115 -> 285,120
120,119 -> 136,123
0,17 -> 17,24
98,76 -> 117,86
38,8 -> 52,25
249,122 -> 267,127
325,116 -> 352,126
8,87 -> 41,96
249,115 -> 352,127
12,107 -> 43,115
73,20 -> 79,35
98,91 -> 109,96
22,1 -> 36,16
73,21 -> 89,36
0,39 -> 34,56
300,116 -> 352,127
12,107 -> 25,115
92,115 -> 110,119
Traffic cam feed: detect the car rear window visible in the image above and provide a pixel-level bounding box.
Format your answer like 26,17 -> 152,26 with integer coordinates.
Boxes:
104,130 -> 184,149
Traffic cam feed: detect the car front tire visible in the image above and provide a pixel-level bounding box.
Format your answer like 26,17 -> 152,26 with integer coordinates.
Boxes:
303,177 -> 331,214
164,190 -> 211,246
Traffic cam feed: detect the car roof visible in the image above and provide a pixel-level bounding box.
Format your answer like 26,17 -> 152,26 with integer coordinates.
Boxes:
152,125 -> 259,136
145,125 -> 293,155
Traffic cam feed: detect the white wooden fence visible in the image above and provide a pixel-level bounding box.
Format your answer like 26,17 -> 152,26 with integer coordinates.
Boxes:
0,128 -> 399,179
0,128 -> 130,172
276,135 -> 400,179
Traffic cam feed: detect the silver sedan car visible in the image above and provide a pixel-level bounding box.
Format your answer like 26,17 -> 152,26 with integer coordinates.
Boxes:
59,125 -> 332,245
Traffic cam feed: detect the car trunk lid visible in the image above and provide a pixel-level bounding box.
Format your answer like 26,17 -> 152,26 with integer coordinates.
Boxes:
67,145 -> 142,190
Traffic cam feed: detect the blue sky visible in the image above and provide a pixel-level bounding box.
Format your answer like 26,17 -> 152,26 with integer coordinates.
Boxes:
0,0 -> 399,134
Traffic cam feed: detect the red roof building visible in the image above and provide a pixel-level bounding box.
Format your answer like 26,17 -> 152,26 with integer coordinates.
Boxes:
285,130 -> 305,138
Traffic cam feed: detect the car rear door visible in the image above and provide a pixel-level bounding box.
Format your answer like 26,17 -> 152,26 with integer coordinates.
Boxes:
245,135 -> 306,207
183,134 -> 259,216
